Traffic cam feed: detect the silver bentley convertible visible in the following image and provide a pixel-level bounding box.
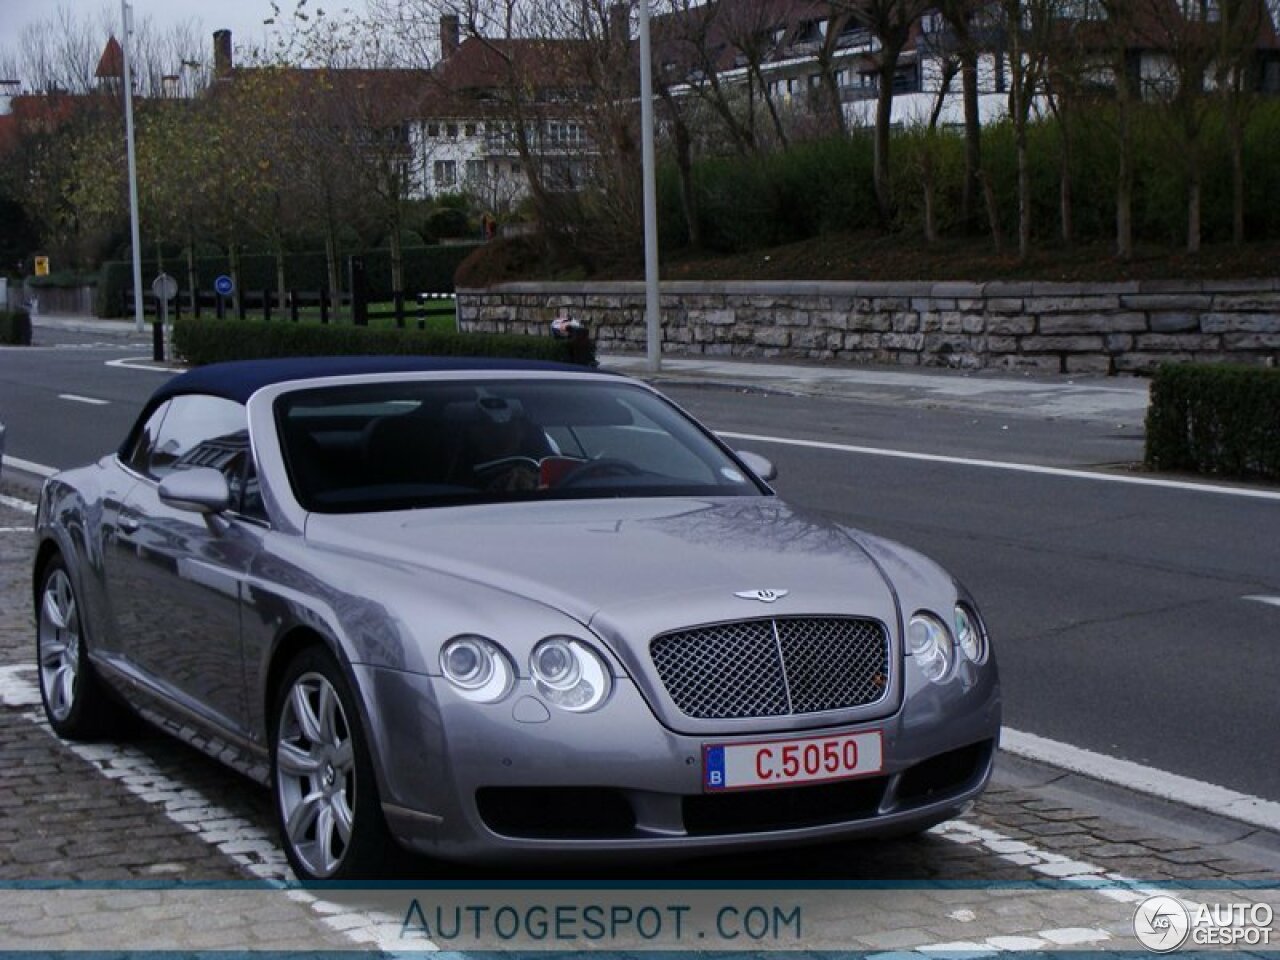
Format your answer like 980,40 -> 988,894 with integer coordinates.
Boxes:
33,356 -> 1000,880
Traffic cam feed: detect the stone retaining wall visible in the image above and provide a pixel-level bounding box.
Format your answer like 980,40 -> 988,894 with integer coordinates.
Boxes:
456,280 -> 1280,373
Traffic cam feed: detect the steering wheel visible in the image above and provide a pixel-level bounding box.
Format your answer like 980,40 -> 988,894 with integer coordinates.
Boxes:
473,457 -> 541,491
556,457 -> 646,488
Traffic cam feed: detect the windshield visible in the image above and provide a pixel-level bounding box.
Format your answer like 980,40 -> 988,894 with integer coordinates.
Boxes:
275,378 -> 768,513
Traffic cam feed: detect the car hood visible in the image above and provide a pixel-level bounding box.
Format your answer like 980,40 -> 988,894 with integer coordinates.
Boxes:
304,497 -> 900,639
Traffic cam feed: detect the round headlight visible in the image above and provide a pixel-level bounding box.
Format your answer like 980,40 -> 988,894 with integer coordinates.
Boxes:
440,635 -> 512,702
531,638 -> 581,690
954,605 -> 987,663
907,613 -> 953,683
530,636 -> 611,712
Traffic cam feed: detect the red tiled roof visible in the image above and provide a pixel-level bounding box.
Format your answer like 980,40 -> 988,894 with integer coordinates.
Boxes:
96,36 -> 124,79
432,36 -> 589,93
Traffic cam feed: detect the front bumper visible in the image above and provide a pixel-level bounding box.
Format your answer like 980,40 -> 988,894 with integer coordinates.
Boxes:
355,659 -> 1000,863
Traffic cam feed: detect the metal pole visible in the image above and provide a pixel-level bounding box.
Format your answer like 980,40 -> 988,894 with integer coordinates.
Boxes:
121,0 -> 144,334
637,0 -> 661,373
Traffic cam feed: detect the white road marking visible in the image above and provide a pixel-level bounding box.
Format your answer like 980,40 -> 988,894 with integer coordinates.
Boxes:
1,456 -> 56,478
0,664 -> 410,950
720,430 -> 1280,502
1244,595 -> 1280,609
0,527 -> 31,533
58,393 -> 109,406
0,493 -> 38,514
1001,727 -> 1280,833
105,356 -> 175,373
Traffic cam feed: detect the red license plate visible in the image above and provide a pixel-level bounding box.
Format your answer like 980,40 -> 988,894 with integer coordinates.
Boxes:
704,730 -> 883,791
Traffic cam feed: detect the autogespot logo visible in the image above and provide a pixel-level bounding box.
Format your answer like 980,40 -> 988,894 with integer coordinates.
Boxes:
1134,896 -> 1191,953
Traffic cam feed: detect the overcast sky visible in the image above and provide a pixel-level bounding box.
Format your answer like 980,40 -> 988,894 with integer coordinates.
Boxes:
0,0 -> 339,63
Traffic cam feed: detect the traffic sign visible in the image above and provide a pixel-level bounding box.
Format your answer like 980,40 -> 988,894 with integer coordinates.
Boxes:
34,256 -> 49,277
152,273 -> 178,302
214,274 -> 234,297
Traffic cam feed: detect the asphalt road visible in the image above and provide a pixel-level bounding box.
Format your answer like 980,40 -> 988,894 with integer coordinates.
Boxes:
3,328 -> 1278,804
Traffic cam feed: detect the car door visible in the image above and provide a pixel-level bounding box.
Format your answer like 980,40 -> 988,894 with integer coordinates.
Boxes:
108,393 -> 265,736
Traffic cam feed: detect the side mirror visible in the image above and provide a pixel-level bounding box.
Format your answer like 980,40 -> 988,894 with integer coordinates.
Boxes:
158,467 -> 232,514
736,450 -> 778,483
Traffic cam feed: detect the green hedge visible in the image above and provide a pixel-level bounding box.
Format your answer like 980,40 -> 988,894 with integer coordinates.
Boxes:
28,270 -> 98,289
0,309 -> 32,345
1145,363 -> 1280,481
97,244 -> 481,318
172,317 -> 595,367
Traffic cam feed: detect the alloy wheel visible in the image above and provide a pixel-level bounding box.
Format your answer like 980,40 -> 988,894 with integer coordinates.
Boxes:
275,672 -> 357,878
38,568 -> 81,723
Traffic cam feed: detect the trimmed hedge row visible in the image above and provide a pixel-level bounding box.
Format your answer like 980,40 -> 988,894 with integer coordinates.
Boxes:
0,309 -> 32,345
98,244 -> 481,318
171,317 -> 595,367
1145,364 -> 1280,481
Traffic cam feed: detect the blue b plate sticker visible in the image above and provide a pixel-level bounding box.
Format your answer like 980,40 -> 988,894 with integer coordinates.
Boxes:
703,731 -> 883,793
704,745 -> 727,791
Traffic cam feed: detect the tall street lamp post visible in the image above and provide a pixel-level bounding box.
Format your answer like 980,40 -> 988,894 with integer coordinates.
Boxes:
121,0 -> 144,333
638,0 -> 661,372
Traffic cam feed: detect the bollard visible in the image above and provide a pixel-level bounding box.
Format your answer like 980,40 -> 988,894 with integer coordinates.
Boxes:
152,319 -> 164,362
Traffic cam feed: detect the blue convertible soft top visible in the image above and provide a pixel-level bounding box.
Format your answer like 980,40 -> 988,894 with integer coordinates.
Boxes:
149,355 -> 592,406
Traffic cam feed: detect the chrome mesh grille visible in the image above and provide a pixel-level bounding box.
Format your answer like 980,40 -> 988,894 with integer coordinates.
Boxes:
650,617 -> 890,720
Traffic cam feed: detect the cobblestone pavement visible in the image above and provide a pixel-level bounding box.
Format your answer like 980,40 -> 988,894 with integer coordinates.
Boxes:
1,488 -> 1277,953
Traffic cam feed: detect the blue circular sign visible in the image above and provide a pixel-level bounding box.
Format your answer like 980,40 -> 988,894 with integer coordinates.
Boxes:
214,274 -> 234,296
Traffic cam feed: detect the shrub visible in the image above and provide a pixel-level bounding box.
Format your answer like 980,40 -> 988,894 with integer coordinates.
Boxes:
0,309 -> 32,345
1145,363 -> 1280,481
427,207 -> 472,239
27,269 -> 98,289
171,317 -> 595,368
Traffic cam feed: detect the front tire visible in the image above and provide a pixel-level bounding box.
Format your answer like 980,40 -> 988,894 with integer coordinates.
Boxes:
271,647 -> 391,881
36,556 -> 130,739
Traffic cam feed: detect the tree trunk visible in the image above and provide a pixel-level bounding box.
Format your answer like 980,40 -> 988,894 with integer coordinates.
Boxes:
873,57 -> 899,223
390,223 -> 404,297
922,149 -> 938,244
1017,127 -> 1031,261
1058,116 -> 1074,246
228,241 -> 241,316
1230,118 -> 1246,246
185,234 -> 197,315
961,48 -> 982,233
979,170 -> 1004,254
1186,163 -> 1201,254
1115,58 -> 1133,261
324,229 -> 340,300
275,237 -> 288,311
756,65 -> 790,148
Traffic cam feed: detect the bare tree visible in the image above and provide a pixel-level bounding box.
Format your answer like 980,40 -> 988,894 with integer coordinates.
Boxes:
834,0 -> 932,222
935,0 -> 987,233
654,0 -> 762,157
1212,0 -> 1270,245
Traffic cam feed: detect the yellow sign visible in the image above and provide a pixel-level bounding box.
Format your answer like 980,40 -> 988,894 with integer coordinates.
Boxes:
34,256 -> 49,277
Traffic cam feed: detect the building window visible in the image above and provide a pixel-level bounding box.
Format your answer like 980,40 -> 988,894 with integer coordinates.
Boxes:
427,122 -> 440,137
466,158 -> 486,182
434,160 -> 457,188
446,123 -> 458,138
465,123 -> 477,136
